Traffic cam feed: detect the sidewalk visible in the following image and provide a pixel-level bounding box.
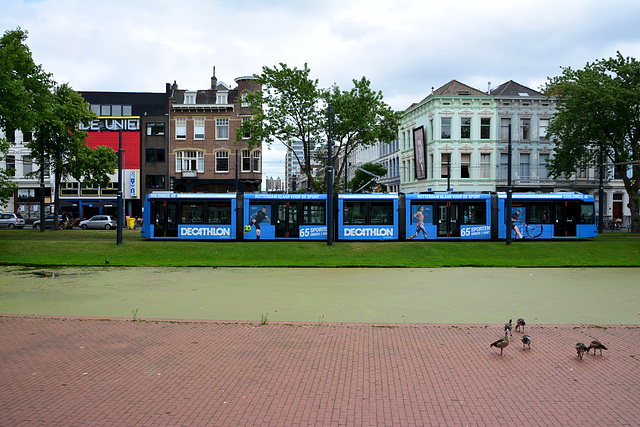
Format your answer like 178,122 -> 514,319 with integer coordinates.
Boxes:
2,315 -> 639,426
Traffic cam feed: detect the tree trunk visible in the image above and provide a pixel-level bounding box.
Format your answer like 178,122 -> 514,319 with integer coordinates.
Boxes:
629,195 -> 640,233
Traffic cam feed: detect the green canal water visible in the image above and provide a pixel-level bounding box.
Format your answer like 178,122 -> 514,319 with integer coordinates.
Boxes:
1,266 -> 638,324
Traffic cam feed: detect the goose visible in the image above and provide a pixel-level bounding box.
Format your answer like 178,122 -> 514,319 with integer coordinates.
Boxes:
576,343 -> 588,360
587,341 -> 608,356
504,319 -> 513,336
491,330 -> 510,356
522,335 -> 532,349
515,318 -> 526,332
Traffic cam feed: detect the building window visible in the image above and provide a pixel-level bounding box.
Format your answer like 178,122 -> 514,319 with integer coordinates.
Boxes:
216,118 -> 229,140
460,153 -> 471,178
146,122 -> 165,136
241,150 -> 251,172
241,92 -> 249,107
184,93 -> 196,105
441,118 -> 451,139
215,150 -> 229,172
22,156 -> 33,176
23,131 -> 32,142
146,148 -> 165,163
519,153 -> 530,178
521,118 -> 531,140
500,118 -> 511,140
440,153 -> 450,178
500,153 -> 509,179
4,155 -> 15,176
480,118 -> 491,139
176,150 -> 204,173
112,105 -> 122,116
194,117 -> 205,140
539,118 -> 549,141
253,150 -> 261,172
176,117 -> 187,139
217,93 -> 228,104
241,117 -> 251,139
61,182 -> 79,196
101,105 -> 111,116
146,175 -> 165,189
460,118 -> 471,139
429,154 -> 434,179
479,153 -> 491,178
539,153 -> 550,179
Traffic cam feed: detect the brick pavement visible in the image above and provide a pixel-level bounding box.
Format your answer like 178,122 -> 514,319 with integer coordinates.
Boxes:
1,315 -> 638,426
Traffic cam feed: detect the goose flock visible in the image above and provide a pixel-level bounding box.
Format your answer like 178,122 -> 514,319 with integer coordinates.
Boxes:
490,318 -> 608,360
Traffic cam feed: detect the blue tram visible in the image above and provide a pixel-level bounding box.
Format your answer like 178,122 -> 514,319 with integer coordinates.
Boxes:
404,193 -> 492,240
337,194 -> 399,240
141,191 -> 597,241
141,192 -> 237,240
242,193 -> 327,240
497,192 -> 597,239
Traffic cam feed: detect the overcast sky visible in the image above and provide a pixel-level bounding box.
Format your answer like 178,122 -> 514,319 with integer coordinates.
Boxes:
2,0 -> 640,187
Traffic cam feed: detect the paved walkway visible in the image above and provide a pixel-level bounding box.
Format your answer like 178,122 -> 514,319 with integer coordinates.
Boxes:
1,315 -> 639,426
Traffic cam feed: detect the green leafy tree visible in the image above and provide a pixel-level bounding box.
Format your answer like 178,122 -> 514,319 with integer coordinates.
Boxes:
348,162 -> 388,193
544,52 -> 640,232
323,78 -> 400,192
238,63 -> 399,193
239,63 -> 325,192
0,27 -> 53,205
28,84 -> 117,228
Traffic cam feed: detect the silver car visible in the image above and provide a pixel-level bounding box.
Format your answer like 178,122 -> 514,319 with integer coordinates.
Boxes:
79,215 -> 117,230
0,213 -> 26,229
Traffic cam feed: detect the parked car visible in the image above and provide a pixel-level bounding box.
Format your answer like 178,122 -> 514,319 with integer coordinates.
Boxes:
32,215 -> 65,229
0,213 -> 26,229
79,215 -> 117,230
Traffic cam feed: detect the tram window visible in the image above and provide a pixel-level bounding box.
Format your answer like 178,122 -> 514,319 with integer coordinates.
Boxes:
529,203 -> 551,224
463,203 -> 486,225
181,203 -> 204,224
371,202 -> 393,225
344,201 -> 366,225
302,202 -> 326,225
411,203 -> 433,225
579,203 -> 595,224
206,201 -> 231,224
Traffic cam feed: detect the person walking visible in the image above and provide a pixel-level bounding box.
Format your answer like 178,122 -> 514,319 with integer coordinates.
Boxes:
407,206 -> 428,240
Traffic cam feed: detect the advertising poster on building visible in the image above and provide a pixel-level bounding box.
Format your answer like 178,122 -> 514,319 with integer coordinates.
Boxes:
413,126 -> 426,180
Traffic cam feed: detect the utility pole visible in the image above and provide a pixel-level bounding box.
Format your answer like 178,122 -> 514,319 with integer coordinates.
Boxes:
327,104 -> 334,246
506,124 -> 513,246
598,143 -> 604,233
39,136 -> 45,232
117,130 -> 123,246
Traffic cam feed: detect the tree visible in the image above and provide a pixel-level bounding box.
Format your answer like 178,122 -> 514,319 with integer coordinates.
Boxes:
348,162 -> 388,193
238,63 -> 400,193
239,63 -> 325,192
28,84 -> 117,228
323,78 -> 400,192
544,52 -> 640,233
0,28 -> 53,205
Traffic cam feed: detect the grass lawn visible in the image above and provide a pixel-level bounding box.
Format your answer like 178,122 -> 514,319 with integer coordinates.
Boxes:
1,229 -> 639,267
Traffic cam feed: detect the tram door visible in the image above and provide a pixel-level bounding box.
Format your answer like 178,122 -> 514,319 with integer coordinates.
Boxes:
276,202 -> 299,238
436,202 -> 460,237
153,201 -> 178,237
554,202 -> 579,237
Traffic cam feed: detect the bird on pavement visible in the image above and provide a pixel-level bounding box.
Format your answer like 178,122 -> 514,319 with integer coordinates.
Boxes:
515,318 -> 526,332
491,330 -> 510,356
522,335 -> 532,349
576,343 -> 588,360
587,341 -> 608,356
504,319 -> 513,336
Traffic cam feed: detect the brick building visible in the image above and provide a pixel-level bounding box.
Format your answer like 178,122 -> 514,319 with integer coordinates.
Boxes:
169,69 -> 262,193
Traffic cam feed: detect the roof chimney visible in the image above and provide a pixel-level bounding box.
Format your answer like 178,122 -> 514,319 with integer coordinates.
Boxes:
211,66 -> 217,90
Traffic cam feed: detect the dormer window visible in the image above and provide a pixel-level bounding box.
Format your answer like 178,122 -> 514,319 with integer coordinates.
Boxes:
217,93 -> 228,104
184,93 -> 196,105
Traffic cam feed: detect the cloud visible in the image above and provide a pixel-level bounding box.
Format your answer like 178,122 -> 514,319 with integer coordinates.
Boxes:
3,0 -> 640,185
